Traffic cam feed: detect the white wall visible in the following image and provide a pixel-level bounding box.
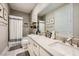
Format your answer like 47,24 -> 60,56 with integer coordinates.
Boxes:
45,4 -> 73,37
0,3 -> 9,54
73,3 -> 79,38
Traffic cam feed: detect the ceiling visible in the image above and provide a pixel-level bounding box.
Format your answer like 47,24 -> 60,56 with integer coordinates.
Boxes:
9,3 -> 66,16
9,3 -> 37,13
39,3 -> 65,16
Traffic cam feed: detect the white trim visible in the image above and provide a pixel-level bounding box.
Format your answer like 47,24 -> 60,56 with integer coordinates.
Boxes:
0,46 -> 9,56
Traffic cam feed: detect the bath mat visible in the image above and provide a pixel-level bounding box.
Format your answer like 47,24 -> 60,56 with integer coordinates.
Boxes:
9,44 -> 22,51
9,39 -> 22,42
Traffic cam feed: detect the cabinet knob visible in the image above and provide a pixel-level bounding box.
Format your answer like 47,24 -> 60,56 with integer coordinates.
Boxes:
33,43 -> 37,47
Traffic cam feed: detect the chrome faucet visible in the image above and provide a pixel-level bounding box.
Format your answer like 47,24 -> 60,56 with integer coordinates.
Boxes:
66,37 -> 73,45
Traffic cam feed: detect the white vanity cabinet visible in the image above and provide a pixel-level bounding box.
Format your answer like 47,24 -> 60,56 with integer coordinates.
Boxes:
28,37 -> 51,56
28,38 -> 40,56
32,42 -> 50,56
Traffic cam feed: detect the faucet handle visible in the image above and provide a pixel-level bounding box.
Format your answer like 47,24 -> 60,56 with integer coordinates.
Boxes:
67,37 -> 72,41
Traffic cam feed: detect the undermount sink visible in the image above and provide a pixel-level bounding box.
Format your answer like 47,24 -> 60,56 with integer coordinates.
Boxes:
47,40 -> 62,45
48,42 -> 79,56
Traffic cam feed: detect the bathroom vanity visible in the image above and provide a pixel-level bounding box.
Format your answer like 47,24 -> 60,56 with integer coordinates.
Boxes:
28,34 -> 79,56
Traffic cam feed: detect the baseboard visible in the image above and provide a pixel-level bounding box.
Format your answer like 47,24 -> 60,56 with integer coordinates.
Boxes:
0,46 -> 9,56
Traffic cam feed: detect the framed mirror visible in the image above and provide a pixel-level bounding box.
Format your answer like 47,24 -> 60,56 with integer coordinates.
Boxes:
0,4 -> 3,18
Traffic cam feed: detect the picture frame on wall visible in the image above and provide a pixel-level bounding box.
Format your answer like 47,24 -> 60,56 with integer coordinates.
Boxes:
0,4 -> 3,18
50,18 -> 54,24
4,8 -> 8,21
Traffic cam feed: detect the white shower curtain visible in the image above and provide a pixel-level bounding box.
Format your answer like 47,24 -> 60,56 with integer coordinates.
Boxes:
9,15 -> 23,41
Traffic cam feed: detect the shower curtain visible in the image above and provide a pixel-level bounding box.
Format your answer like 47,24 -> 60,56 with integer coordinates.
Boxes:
9,15 -> 23,42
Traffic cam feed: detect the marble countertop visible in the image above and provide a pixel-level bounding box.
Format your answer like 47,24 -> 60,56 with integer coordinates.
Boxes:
28,34 -> 79,56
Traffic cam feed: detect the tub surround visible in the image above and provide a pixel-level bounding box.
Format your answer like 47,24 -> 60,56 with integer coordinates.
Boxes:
28,34 -> 79,56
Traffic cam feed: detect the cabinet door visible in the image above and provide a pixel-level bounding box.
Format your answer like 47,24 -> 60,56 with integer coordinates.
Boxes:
28,43 -> 34,56
33,43 -> 40,56
27,39 -> 35,56
39,47 -> 50,56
